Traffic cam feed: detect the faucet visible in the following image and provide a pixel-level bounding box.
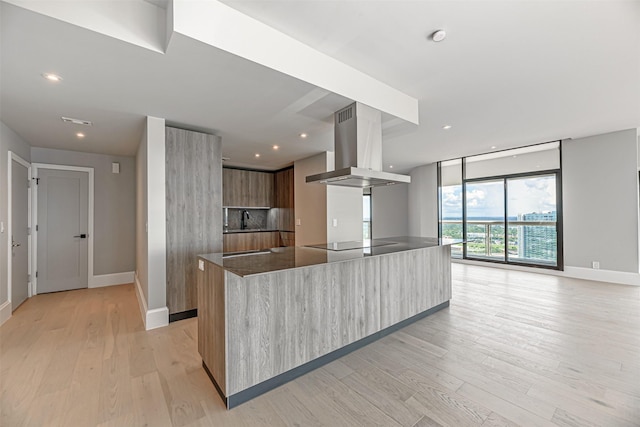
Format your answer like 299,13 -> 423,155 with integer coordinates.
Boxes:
241,209 -> 250,230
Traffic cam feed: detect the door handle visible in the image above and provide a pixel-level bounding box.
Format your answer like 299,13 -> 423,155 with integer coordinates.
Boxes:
73,234 -> 87,239
11,241 -> 21,248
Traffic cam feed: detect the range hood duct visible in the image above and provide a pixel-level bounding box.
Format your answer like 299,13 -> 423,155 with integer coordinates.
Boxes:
306,102 -> 411,188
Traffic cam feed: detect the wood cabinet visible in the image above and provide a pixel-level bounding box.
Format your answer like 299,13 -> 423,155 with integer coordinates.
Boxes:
223,168 -> 274,207
274,167 -> 295,233
166,127 -> 222,316
279,231 -> 295,247
223,231 -> 281,252
222,166 -> 295,246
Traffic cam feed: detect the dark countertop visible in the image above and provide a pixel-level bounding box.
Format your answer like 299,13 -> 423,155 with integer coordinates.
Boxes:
199,236 -> 463,277
223,228 -> 280,234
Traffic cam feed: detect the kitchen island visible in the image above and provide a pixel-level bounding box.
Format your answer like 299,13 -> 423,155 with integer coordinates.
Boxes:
197,236 -> 460,408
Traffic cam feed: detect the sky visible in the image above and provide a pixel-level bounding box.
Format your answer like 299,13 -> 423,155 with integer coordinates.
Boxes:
442,175 -> 556,219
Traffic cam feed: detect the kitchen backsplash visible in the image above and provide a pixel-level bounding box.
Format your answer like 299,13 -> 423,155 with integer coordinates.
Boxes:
225,208 -> 278,230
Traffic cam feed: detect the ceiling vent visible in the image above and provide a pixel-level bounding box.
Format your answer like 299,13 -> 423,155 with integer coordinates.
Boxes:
61,116 -> 92,126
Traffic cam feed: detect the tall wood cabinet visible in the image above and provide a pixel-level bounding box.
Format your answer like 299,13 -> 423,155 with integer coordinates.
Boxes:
275,167 -> 295,246
223,168 -> 274,207
166,127 -> 222,316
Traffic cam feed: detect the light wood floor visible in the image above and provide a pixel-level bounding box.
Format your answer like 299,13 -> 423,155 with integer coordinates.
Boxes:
1,264 -> 639,426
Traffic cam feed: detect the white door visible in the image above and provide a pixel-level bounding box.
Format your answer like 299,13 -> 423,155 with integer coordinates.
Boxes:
11,158 -> 29,310
37,168 -> 89,293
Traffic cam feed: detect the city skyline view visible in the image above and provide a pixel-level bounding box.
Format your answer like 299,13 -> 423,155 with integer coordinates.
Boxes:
442,174 -> 557,218
440,174 -> 559,266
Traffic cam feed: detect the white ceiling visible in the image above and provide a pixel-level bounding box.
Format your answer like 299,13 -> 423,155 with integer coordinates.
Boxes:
1,1 -> 639,172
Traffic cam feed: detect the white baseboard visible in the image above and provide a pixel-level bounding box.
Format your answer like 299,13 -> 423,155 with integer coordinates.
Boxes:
89,271 -> 135,288
146,307 -> 169,330
134,272 -> 169,330
0,300 -> 11,326
562,266 -> 640,286
453,259 -> 640,286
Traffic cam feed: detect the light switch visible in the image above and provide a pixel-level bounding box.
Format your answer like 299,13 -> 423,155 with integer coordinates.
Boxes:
112,162 -> 120,174
0,221 -> 4,233
332,218 -> 338,227
198,260 -> 205,271
296,218 -> 301,226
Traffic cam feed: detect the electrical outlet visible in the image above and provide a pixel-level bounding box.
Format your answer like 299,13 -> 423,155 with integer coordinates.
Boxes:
592,261 -> 600,269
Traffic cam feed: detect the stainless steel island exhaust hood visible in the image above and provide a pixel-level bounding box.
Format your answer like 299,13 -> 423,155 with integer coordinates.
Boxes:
306,102 -> 411,188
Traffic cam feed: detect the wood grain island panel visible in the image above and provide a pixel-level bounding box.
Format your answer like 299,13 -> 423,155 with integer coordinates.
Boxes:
197,237 -> 456,408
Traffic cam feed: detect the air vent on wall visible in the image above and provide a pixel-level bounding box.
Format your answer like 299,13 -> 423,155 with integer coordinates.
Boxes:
337,105 -> 353,124
61,116 -> 92,126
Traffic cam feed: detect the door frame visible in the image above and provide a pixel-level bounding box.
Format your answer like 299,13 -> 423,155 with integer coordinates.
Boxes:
32,163 -> 94,295
7,151 -> 32,308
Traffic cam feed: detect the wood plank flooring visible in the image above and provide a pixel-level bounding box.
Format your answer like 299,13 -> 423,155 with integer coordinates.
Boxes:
1,264 -> 638,426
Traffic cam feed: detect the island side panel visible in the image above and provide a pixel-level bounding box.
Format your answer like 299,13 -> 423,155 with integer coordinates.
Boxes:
225,257 -> 380,395
380,245 -> 451,329
428,245 -> 452,305
197,261 -> 226,395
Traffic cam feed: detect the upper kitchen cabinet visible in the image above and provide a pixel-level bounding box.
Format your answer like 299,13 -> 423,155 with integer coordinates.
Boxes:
223,168 -> 274,207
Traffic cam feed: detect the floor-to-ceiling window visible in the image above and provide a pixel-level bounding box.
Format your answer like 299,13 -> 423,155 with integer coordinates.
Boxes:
439,159 -> 463,257
439,142 -> 563,269
465,179 -> 505,261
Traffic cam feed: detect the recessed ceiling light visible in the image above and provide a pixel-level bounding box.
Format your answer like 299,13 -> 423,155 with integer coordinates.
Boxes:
491,145 -> 497,149
61,116 -> 92,126
42,73 -> 62,82
300,133 -> 308,139
442,125 -> 452,130
76,132 -> 85,138
255,153 -> 261,158
389,165 -> 394,169
431,30 -> 447,42
272,145 -> 279,150
512,155 -> 517,158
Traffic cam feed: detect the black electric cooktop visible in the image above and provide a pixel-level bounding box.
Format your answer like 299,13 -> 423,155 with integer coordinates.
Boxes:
306,240 -> 397,251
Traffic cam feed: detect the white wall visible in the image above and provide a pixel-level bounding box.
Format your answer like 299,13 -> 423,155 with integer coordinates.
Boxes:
327,185 -> 363,242
372,183 -> 409,238
30,148 -> 135,276
0,121 -> 31,323
294,152 -> 328,246
325,150 -> 364,242
136,126 -> 148,308
563,129 -> 639,275
408,163 -> 438,237
135,116 -> 168,330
